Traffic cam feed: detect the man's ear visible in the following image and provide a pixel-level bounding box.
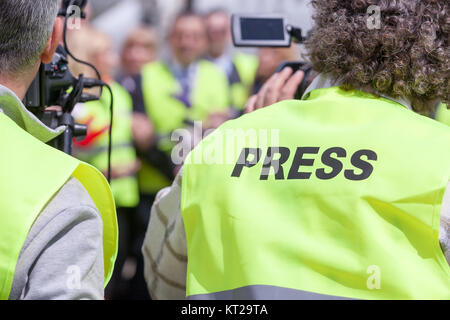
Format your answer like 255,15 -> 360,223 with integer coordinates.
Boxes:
41,17 -> 64,64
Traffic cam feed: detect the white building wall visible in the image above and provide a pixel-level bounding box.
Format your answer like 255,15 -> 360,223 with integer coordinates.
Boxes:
193,0 -> 315,34
91,0 -> 315,56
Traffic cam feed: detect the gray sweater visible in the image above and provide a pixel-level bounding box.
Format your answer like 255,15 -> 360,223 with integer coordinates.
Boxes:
9,177 -> 105,300
0,84 -> 105,300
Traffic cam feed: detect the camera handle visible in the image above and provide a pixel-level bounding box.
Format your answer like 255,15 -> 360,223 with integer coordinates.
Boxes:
42,73 -> 102,154
59,112 -> 82,155
286,25 -> 305,44
40,110 -> 86,154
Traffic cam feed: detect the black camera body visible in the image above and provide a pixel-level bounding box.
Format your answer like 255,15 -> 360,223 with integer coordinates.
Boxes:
23,46 -> 86,153
24,46 -> 75,114
275,61 -> 313,100
232,14 -> 312,99
25,0 -> 90,115
58,0 -> 88,18
23,0 -> 103,155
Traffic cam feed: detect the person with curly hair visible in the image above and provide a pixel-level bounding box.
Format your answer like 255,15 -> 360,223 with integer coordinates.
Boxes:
142,0 -> 449,300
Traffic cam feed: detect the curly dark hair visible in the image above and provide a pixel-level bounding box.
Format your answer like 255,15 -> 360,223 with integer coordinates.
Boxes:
305,0 -> 449,114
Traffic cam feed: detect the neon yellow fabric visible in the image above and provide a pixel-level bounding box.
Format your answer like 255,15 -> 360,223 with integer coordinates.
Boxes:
141,60 -> 229,135
230,54 -> 259,110
139,60 -> 230,194
0,113 -> 118,299
75,82 -> 139,208
138,161 -> 173,195
234,53 -> 259,87
436,103 -> 450,126
182,86 -> 450,300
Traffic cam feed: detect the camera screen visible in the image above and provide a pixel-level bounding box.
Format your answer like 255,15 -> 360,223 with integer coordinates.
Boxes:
240,18 -> 285,41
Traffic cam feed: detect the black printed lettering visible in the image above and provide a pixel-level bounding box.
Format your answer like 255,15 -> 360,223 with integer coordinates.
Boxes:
231,148 -> 262,178
260,147 -> 291,180
316,147 -> 346,180
344,149 -> 378,181
287,147 -> 320,180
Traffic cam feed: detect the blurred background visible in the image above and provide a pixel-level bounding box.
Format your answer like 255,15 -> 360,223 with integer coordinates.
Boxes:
66,0 -> 449,301
90,0 -> 314,53
67,0 -> 313,301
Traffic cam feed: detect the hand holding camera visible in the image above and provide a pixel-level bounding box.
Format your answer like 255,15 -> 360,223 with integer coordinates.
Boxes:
232,14 -> 313,113
245,67 -> 305,113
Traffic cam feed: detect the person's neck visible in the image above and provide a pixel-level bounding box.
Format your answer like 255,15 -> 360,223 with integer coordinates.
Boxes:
178,61 -> 193,69
170,57 -> 194,71
102,75 -> 114,85
208,44 -> 230,60
0,65 -> 39,100
208,51 -> 224,60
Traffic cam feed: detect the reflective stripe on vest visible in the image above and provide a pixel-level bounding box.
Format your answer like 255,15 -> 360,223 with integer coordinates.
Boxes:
181,86 -> 450,300
76,143 -> 133,159
188,285 -> 353,300
75,82 -> 139,208
0,113 -> 118,299
436,103 -> 450,127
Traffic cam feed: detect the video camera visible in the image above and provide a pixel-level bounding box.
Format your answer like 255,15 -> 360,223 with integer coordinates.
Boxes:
232,14 -> 313,99
23,0 -> 106,156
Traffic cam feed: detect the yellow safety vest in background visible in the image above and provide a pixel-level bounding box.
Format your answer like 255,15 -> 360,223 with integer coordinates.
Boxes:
436,103 -> 450,126
74,82 -> 139,208
139,60 -> 230,195
230,53 -> 259,110
182,86 -> 450,300
0,113 -> 118,299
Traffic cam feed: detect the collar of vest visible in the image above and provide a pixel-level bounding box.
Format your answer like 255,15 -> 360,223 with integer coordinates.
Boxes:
303,74 -> 413,111
0,84 -> 65,143
166,58 -> 199,79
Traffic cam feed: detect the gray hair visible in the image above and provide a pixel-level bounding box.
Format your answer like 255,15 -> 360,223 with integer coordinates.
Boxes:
0,0 -> 59,74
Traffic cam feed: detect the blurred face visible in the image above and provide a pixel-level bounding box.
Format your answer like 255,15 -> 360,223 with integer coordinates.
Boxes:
169,16 -> 208,67
92,41 -> 118,81
206,12 -> 231,58
257,47 -> 295,81
122,28 -> 158,75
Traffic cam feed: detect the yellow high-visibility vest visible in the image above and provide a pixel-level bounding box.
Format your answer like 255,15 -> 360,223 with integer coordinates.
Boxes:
139,60 -> 230,195
74,82 -> 139,208
182,86 -> 450,299
436,103 -> 450,126
230,53 -> 259,110
0,113 -> 118,300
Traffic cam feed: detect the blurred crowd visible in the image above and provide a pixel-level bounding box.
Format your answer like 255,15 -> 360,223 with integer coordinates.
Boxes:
64,3 -> 450,300
66,9 -> 301,300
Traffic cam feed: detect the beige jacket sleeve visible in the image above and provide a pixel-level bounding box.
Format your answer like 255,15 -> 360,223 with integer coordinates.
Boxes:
142,172 -> 187,300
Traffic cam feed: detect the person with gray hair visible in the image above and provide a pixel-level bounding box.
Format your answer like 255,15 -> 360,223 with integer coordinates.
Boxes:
0,0 -> 118,300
